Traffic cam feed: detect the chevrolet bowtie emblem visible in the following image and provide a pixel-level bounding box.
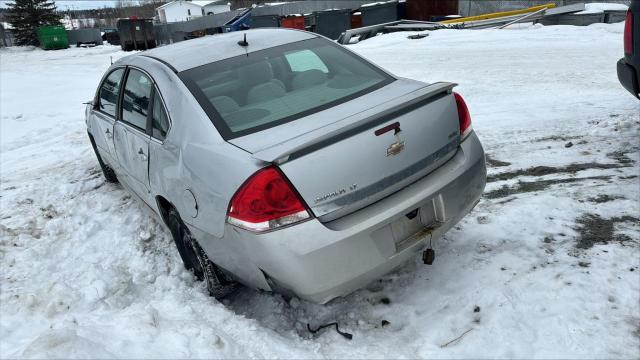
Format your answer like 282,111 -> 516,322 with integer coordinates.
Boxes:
375,122 -> 405,156
386,135 -> 405,156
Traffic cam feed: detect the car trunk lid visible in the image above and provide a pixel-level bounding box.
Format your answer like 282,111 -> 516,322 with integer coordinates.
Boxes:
228,81 -> 461,221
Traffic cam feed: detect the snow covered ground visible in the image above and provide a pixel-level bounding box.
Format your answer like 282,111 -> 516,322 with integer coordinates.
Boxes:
1,22 -> 639,359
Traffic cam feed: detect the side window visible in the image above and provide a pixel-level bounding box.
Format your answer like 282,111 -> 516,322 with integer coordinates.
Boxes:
121,69 -> 152,130
285,49 -> 329,73
152,92 -> 170,140
98,68 -> 125,117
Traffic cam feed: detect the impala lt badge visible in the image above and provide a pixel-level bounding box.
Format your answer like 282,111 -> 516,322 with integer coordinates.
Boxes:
314,184 -> 358,204
375,122 -> 405,156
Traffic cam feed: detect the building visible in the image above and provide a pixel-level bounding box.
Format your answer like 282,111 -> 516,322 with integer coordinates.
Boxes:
156,0 -> 231,23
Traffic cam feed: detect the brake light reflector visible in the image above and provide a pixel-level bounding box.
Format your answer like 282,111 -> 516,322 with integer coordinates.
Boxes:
227,166 -> 311,232
454,92 -> 472,139
624,9 -> 633,55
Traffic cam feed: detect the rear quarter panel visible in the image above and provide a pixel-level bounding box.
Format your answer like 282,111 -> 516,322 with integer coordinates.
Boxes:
628,0 -> 640,66
129,57 -> 262,241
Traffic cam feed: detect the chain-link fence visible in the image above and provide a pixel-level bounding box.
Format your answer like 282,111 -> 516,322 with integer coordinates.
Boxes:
154,10 -> 243,45
251,1 -> 373,16
459,0 -> 631,17
154,1 -> 372,45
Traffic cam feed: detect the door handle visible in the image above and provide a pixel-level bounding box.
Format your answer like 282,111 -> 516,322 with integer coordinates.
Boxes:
138,148 -> 148,161
105,128 -> 113,139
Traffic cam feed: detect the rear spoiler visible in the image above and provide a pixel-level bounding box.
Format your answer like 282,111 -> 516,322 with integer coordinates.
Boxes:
251,82 -> 457,164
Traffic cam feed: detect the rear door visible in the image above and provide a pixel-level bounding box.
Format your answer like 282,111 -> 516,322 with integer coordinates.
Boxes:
91,67 -> 125,166
113,68 -> 152,198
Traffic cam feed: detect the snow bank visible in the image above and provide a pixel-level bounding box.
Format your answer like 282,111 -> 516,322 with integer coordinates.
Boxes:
1,23 -> 639,359
576,2 -> 628,14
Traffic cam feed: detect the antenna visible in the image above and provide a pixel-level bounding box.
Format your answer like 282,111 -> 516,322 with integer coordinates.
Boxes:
237,33 -> 248,47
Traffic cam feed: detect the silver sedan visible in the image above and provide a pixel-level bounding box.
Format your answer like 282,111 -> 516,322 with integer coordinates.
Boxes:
85,28 -> 486,304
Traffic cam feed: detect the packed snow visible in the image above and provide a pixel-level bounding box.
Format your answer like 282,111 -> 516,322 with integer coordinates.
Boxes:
1,22 -> 639,359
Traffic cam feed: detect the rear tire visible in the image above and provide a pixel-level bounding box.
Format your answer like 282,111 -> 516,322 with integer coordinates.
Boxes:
88,134 -> 118,183
166,207 -> 237,299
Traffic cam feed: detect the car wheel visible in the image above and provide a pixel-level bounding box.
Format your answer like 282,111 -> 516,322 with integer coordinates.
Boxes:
88,134 -> 118,183
166,207 -> 237,299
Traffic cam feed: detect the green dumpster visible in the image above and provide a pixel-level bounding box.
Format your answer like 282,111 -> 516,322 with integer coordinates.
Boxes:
37,25 -> 69,50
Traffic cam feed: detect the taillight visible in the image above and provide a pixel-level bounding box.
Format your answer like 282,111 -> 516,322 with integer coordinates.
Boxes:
624,9 -> 633,56
454,92 -> 472,139
227,166 -> 311,232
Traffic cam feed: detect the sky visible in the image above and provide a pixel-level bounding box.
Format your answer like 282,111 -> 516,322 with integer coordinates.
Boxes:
0,1 -> 123,10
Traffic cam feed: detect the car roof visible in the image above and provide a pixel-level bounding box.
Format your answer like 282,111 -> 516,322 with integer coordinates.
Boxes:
128,28 -> 318,72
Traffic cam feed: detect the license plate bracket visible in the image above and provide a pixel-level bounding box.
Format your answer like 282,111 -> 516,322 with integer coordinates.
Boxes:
392,196 -> 443,252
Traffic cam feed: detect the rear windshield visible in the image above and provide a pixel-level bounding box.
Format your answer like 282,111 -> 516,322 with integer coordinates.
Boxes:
180,37 -> 394,139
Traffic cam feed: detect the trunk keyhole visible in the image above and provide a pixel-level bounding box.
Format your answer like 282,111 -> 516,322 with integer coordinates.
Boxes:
406,209 -> 419,220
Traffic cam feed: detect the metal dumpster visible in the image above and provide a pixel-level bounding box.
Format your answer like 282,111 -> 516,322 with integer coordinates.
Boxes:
105,32 -> 121,46
251,14 -> 280,28
604,10 -> 628,24
281,15 -> 305,30
360,1 -> 399,27
37,25 -> 68,50
67,28 -> 103,47
405,0 -> 458,21
102,28 -> 120,45
397,0 -> 407,20
312,9 -> 351,40
351,11 -> 362,29
541,12 -> 605,26
117,18 -> 156,51
304,13 -> 315,32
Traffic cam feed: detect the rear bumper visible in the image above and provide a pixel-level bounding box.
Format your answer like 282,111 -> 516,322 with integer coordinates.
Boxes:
195,131 -> 486,304
617,58 -> 640,99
